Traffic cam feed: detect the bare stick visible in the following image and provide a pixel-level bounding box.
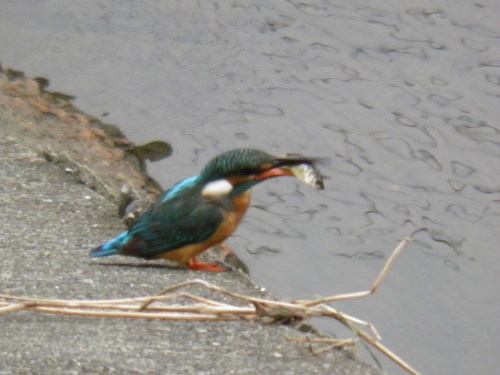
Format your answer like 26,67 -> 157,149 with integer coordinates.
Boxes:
287,336 -> 357,355
355,328 -> 421,375
298,228 -> 428,307
0,302 -> 28,314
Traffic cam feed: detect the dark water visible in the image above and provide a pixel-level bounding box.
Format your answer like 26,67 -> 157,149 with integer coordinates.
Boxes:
1,1 -> 499,374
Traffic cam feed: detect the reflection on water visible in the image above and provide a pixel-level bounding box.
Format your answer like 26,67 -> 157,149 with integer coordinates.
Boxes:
1,0 -> 499,373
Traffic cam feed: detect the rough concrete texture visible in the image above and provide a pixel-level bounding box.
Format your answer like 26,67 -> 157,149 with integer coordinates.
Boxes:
0,68 -> 381,374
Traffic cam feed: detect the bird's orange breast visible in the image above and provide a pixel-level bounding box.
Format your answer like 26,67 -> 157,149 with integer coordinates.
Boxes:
158,191 -> 252,265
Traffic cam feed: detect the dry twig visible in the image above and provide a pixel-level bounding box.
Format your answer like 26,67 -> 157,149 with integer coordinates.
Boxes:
0,229 -> 427,375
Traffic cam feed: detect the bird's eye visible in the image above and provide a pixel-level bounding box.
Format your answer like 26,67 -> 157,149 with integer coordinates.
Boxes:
237,168 -> 258,176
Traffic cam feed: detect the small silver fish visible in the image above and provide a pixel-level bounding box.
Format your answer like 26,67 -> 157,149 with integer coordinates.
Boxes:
287,162 -> 324,190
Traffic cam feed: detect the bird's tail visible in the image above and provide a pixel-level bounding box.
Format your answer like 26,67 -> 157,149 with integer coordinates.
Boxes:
90,232 -> 130,257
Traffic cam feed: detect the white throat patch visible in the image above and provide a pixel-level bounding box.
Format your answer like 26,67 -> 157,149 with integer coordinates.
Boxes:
201,179 -> 233,198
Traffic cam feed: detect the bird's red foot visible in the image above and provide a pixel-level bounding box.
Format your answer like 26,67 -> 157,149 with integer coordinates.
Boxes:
187,257 -> 227,272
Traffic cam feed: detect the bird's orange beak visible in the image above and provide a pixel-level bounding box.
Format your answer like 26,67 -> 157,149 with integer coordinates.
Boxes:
255,167 -> 294,181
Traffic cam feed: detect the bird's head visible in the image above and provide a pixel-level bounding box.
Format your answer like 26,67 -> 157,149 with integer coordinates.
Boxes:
199,148 -> 320,198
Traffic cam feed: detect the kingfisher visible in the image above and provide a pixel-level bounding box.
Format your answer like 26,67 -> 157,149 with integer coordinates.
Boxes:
90,148 -> 323,272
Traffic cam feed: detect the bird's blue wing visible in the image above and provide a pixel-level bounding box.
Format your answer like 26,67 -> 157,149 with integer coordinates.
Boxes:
122,183 -> 226,258
160,176 -> 199,203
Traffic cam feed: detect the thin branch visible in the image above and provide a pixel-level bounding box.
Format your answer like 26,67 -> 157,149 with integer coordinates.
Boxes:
0,302 -> 29,314
297,228 -> 428,307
